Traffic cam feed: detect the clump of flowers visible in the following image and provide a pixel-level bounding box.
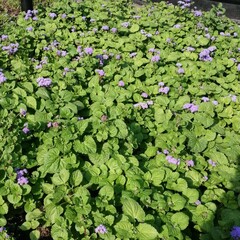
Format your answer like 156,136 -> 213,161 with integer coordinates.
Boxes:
230,226 -> 240,240
118,80 -> 125,87
22,123 -> 30,134
199,46 -> 216,62
134,100 -> 153,109
47,122 -> 59,128
96,69 -> 105,77
2,43 -> 19,55
84,47 -> 94,55
95,224 -> 107,234
183,103 -> 199,113
0,70 -> 6,84
37,77 -> 52,87
16,169 -> 29,185
24,9 -> 38,20
166,155 -> 180,165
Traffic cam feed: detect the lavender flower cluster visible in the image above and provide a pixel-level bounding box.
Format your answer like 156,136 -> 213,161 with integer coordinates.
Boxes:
24,9 -> 38,20
95,224 -> 107,234
16,169 -> 29,185
231,226 -> 240,240
134,100 -> 153,109
35,57 -> 48,69
37,77 -> 52,87
166,155 -> 181,165
96,69 -> 105,77
158,82 -> 170,94
183,103 -> 199,113
0,70 -> 6,84
177,0 -> 191,8
1,34 -> 8,41
199,46 -> 216,62
2,43 -> 19,55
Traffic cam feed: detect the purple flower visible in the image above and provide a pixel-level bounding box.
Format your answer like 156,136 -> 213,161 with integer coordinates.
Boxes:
147,100 -> 153,105
2,43 -> 19,55
208,159 -> 217,167
18,176 -> 29,185
57,50 -> 67,57
84,47 -> 93,55
61,13 -> 67,18
212,100 -> 218,105
199,49 -> 212,61
158,82 -> 164,86
20,109 -> 27,117
32,16 -> 38,21
230,226 -> 240,240
186,160 -> 194,167
148,48 -> 155,53
176,63 -> 182,67
177,68 -> 184,74
0,72 -> 7,84
159,87 -> 170,94
231,95 -> 237,102
0,227 -> 5,232
208,46 -> 216,52
102,25 -> 109,31
111,28 -> 117,33
26,26 -> 33,31
130,52 -> 137,58
121,22 -> 130,28
96,69 -> 105,77
233,32 -> 238,37
173,24 -> 181,29
151,55 -> 160,62
49,13 -> 57,18
237,64 -> 240,71
203,176 -> 208,181
1,35 -> 8,41
118,80 -> 125,87
166,155 -> 180,165
82,16 -> 86,20
201,97 -> 209,102
195,200 -> 201,205
146,33 -> 152,38
47,122 -> 52,128
193,10 -> 202,16
22,126 -> 30,134
141,92 -> 148,98
166,38 -> 171,43
186,46 -> 195,52
101,115 -> 108,122
95,224 -> 107,234
163,149 -> 169,155
90,18 -> 95,22
183,103 -> 193,109
190,105 -> 198,113
37,77 -> 52,87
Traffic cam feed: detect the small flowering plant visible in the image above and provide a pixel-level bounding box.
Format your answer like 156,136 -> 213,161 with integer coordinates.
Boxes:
0,0 -> 240,239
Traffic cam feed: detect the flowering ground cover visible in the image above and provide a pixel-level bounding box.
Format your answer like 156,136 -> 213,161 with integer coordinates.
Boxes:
0,0 -> 240,239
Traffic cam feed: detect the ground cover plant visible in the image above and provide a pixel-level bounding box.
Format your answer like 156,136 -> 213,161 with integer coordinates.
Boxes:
0,0 -> 240,239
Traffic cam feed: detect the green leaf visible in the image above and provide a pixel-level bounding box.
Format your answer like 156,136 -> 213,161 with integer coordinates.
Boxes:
171,212 -> 189,230
145,146 -> 158,157
122,198 -> 145,222
30,230 -> 40,240
70,170 -> 83,187
52,169 -> 70,185
136,223 -> 158,240
26,96 -> 37,110
36,88 -> 50,99
20,221 -> 32,231
26,209 -> 42,221
170,194 -> 187,211
130,24 -> 139,33
115,221 -> 134,238
99,185 -> 114,200
187,133 -> 208,153
182,188 -> 199,203
84,136 -> 97,153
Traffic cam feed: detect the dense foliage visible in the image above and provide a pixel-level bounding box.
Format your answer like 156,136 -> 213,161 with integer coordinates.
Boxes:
0,0 -> 240,239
